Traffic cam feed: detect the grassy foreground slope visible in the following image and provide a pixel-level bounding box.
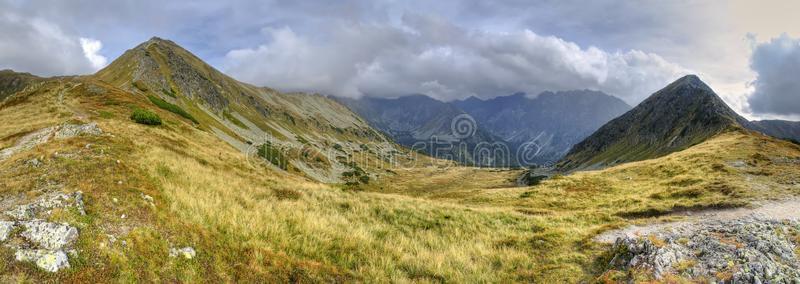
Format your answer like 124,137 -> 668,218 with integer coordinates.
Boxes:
1,78 -> 799,281
0,75 -> 539,282
366,130 -> 800,281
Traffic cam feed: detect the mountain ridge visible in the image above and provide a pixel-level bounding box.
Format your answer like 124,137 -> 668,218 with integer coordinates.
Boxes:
557,75 -> 752,171
94,37 -> 410,183
339,90 -> 630,166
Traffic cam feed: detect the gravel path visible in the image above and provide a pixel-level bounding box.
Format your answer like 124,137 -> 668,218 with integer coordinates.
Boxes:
595,198 -> 800,243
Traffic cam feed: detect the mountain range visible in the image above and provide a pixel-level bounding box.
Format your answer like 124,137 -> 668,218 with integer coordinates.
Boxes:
338,90 -> 631,166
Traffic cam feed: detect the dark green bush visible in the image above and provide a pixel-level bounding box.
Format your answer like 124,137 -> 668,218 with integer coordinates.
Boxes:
147,95 -> 198,124
130,109 -> 162,125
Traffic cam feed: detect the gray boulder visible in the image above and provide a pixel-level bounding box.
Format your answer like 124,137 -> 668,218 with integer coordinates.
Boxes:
20,220 -> 78,250
15,249 -> 70,272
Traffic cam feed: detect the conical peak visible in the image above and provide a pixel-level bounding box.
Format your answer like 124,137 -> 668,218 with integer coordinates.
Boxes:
667,74 -> 712,92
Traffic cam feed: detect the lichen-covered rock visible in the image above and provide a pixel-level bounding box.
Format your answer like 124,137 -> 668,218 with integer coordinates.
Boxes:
169,247 -> 196,259
20,220 -> 78,250
605,217 -> 800,282
54,123 -> 102,139
0,221 -> 15,241
5,192 -> 85,220
15,249 -> 70,272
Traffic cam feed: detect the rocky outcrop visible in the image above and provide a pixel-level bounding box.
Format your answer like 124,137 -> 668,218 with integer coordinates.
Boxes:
54,123 -> 103,140
0,192 -> 85,272
606,217 -> 800,282
20,220 -> 79,250
0,123 -> 102,162
5,191 -> 86,220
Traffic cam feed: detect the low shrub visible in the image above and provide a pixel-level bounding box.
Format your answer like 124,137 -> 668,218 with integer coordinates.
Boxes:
147,95 -> 198,124
130,109 -> 162,126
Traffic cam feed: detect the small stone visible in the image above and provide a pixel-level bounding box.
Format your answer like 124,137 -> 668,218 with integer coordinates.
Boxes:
169,247 -> 196,259
27,158 -> 42,168
73,191 -> 86,216
15,249 -> 70,273
116,160 -> 121,164
106,234 -> 117,245
0,221 -> 15,241
141,193 -> 154,203
120,214 -> 126,219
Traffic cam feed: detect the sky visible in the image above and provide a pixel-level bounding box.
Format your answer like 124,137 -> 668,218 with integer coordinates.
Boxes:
1,0 -> 799,120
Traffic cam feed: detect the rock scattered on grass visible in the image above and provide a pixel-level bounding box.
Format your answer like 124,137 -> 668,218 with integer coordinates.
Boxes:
15,249 -> 70,273
0,221 -> 14,241
54,123 -> 102,140
169,247 -> 196,259
5,192 -> 86,220
141,193 -> 154,204
27,158 -> 42,168
20,220 -> 79,250
0,191 -> 86,273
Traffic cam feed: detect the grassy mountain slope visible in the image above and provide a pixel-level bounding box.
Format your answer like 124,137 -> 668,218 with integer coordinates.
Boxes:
95,37 -> 405,183
0,70 -> 42,102
751,119 -> 800,142
558,75 -> 752,171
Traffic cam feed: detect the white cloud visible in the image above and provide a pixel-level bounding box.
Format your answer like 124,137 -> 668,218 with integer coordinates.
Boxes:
0,11 -> 101,76
80,37 -> 108,70
223,15 -> 688,104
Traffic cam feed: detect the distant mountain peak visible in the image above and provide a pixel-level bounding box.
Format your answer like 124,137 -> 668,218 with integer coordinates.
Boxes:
96,36 -> 236,110
556,75 -> 748,171
663,74 -> 713,94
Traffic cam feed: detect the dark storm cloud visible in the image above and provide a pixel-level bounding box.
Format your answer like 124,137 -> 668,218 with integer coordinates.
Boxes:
748,34 -> 800,116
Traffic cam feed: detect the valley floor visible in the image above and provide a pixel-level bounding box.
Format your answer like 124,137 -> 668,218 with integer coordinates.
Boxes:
1,78 -> 800,282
